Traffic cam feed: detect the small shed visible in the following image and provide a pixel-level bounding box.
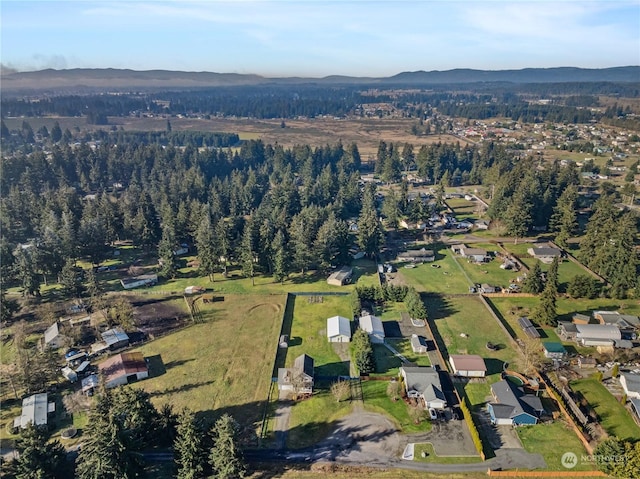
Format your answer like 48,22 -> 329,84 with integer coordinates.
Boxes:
577,357 -> 597,369
81,374 -> 99,395
44,322 -> 66,349
327,316 -> 351,343
542,342 -> 567,359
61,366 -> 78,383
327,267 -> 353,286
101,327 -> 129,350
359,314 -> 385,344
410,334 -> 428,353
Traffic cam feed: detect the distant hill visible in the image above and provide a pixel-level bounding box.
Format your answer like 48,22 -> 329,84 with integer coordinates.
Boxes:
1,66 -> 638,93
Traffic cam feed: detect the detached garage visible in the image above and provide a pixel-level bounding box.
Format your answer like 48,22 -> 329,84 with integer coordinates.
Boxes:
359,314 -> 385,344
327,316 -> 351,343
449,354 -> 487,378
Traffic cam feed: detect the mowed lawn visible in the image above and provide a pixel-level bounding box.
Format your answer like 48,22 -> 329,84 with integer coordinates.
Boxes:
286,295 -> 353,376
517,421 -> 595,471
570,379 -> 640,442
427,295 -> 519,375
398,248 -> 470,294
129,294 -> 286,431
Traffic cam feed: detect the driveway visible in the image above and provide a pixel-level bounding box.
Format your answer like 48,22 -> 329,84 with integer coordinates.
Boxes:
313,406 -> 402,466
406,419 -> 478,456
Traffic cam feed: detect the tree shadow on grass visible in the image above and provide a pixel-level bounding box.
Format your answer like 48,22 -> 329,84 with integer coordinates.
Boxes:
149,380 -> 215,399
484,358 -> 507,376
424,294 -> 458,321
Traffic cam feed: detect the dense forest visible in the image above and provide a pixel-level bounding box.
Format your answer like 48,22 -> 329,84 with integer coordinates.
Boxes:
1,116 -> 638,303
2,82 -> 639,126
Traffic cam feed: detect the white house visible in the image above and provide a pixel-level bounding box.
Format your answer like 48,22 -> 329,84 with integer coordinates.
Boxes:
620,373 -> 640,399
120,274 -> 158,290
14,393 -> 49,429
327,316 -> 351,343
449,354 -> 487,378
399,366 -> 446,410
278,354 -> 314,395
359,314 -> 385,343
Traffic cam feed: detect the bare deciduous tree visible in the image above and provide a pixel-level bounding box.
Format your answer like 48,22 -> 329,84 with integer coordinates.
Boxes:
330,380 -> 351,402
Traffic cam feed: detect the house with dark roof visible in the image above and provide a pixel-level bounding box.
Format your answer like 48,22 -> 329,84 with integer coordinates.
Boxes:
487,380 -> 543,426
527,246 -> 562,264
278,354 -> 314,395
397,248 -> 435,263
592,311 -> 639,340
399,366 -> 446,410
620,373 -> 640,400
449,355 -> 487,378
542,342 -> 566,359
99,352 -> 148,389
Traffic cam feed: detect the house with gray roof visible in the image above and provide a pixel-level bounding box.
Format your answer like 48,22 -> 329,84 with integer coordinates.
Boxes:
43,322 -> 67,349
399,366 -> 446,410
575,324 -> 621,347
620,373 -> 640,400
527,246 -> 562,264
488,380 -> 543,426
13,393 -> 49,430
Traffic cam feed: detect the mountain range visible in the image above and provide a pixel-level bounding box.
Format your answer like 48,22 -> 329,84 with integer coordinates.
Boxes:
1,66 -> 638,93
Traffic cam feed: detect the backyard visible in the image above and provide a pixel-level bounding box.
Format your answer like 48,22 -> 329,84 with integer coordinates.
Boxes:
570,379 -> 640,442
397,247 -> 470,294
426,295 -> 519,374
285,294 -> 353,377
517,421 -> 596,471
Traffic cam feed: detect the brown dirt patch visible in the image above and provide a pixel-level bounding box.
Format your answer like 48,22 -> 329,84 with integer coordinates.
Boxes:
131,296 -> 188,338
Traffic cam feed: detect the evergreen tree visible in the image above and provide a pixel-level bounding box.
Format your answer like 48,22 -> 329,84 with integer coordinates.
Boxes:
357,184 -> 383,258
50,122 -> 63,143
531,259 -> 559,326
272,229 -> 289,284
240,219 -> 257,286
158,220 -> 179,279
405,288 -> 427,320
215,218 -> 231,277
209,414 -> 246,479
174,409 -> 206,479
522,261 -> 544,294
195,211 -> 218,282
14,423 -> 68,479
381,189 -> 400,229
549,184 -> 578,248
351,329 -> 375,375
60,258 -> 85,298
14,248 -> 40,297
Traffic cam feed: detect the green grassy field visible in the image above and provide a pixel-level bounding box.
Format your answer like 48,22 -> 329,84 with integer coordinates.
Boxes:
286,295 -> 352,376
128,294 -> 285,436
570,379 -> 640,441
397,248 -> 470,294
361,380 -> 432,434
426,295 -> 519,373
445,197 -> 482,222
517,420 -> 596,471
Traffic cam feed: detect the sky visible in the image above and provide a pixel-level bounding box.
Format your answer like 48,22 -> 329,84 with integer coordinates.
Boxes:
1,0 -> 639,77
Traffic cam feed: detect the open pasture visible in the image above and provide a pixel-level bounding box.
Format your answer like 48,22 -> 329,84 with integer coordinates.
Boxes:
130,293 -> 285,435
